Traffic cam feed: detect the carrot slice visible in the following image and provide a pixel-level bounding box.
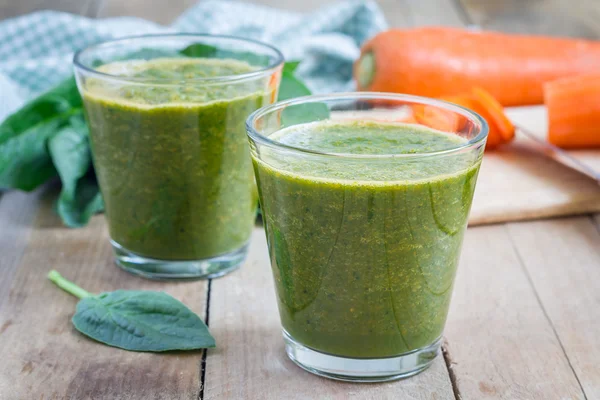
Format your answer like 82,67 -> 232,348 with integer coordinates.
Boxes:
471,87 -> 515,141
413,89 -> 513,150
544,74 -> 600,149
413,103 -> 465,133
441,93 -> 509,150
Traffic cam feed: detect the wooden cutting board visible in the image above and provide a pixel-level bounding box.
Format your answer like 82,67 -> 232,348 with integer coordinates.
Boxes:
469,106 -> 600,225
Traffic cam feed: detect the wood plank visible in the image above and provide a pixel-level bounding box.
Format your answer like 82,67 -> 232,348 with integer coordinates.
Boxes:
100,0 -> 464,27
470,137 -> 600,226
0,200 -> 208,399
248,0 -> 464,27
204,228 -> 455,400
385,0 -> 466,27
0,187 -> 45,312
99,0 -> 196,24
468,106 -> 600,226
460,0 -> 600,38
507,217 -> 600,399
445,224 -> 585,399
0,0 -> 103,20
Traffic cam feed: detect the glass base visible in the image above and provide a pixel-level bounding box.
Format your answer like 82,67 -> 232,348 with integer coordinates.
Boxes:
283,330 -> 441,382
111,240 -> 249,280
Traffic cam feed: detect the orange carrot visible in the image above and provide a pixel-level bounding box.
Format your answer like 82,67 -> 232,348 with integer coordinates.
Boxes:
355,27 -> 600,106
413,103 -> 465,133
471,87 -> 515,142
545,74 -> 600,149
414,88 -> 515,150
441,95 -> 503,150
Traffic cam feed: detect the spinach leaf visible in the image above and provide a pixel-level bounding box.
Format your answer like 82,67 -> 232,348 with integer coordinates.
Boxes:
48,113 -> 103,227
181,43 -> 271,66
48,270 -> 215,352
283,61 -> 301,74
0,77 -> 81,191
279,68 -> 329,126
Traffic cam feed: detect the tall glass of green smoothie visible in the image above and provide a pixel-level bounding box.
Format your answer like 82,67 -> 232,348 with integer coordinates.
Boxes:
247,93 -> 487,381
74,35 -> 283,279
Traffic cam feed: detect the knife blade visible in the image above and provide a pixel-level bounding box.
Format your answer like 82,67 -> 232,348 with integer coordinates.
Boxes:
517,126 -> 600,184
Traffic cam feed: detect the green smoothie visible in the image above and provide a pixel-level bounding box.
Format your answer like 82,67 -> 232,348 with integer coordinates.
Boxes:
253,120 -> 481,358
83,58 -> 270,260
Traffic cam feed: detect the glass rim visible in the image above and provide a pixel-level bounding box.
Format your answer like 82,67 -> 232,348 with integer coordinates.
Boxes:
73,33 -> 284,86
246,92 -> 489,160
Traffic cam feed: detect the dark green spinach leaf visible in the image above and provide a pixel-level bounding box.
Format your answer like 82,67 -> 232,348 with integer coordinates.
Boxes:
0,77 -> 81,190
48,113 -> 103,227
279,67 -> 329,126
181,43 -> 271,66
283,61 -> 301,74
48,270 -> 215,352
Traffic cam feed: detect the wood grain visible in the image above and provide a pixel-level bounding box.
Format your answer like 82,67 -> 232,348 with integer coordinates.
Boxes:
204,228 -> 455,400
385,0 -> 466,27
445,224 -> 585,399
593,214 -> 600,231
507,217 -> 600,399
0,0 -> 102,20
98,0 -> 465,26
460,0 -> 600,38
99,0 -> 196,25
245,0 -> 465,27
0,200 -> 208,400
0,187 -> 45,311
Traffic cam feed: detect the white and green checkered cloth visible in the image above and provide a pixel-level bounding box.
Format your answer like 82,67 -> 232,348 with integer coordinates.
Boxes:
0,0 -> 387,120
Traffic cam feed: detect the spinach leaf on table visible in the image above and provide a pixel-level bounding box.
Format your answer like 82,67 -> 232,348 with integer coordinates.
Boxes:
48,270 -> 215,352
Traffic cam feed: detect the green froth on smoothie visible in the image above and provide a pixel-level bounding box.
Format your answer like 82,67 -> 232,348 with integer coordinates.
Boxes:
253,121 -> 481,358
91,58 -> 263,105
260,120 -> 478,182
83,57 -> 270,260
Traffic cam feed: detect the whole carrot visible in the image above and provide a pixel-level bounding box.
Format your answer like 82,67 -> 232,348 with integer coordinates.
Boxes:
545,74 -> 600,149
355,27 -> 600,106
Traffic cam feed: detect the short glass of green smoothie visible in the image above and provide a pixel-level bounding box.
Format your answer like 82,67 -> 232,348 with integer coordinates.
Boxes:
247,93 -> 487,381
74,35 -> 283,279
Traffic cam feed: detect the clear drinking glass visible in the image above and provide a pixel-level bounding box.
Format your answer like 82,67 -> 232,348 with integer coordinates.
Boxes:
247,93 -> 487,381
74,34 -> 283,279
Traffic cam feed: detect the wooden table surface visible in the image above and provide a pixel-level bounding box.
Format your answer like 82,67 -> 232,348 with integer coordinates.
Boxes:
1,1 -> 599,399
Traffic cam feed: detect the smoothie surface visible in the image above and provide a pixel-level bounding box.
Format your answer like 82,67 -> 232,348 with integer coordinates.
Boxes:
91,57 -> 260,104
261,120 -> 474,182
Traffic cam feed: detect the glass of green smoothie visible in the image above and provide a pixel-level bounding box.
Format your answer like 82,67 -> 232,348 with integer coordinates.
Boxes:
74,34 -> 283,279
247,93 -> 487,381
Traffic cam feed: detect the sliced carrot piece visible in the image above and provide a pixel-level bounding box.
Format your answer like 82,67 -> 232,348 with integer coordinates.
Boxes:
441,95 -> 503,150
413,103 -> 465,133
441,89 -> 515,150
544,73 -> 600,149
471,87 -> 515,141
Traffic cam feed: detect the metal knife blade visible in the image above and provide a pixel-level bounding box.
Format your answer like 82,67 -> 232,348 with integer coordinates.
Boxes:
518,126 -> 600,184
